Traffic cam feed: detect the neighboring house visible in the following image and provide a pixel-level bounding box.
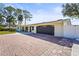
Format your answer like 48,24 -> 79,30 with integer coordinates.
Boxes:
18,19 -> 79,39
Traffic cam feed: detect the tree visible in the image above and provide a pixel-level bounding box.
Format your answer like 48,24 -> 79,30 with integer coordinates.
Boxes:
18,15 -> 23,22
15,8 -> 23,22
4,6 -> 16,29
0,3 -> 5,13
15,9 -> 23,31
0,13 -> 5,25
0,4 -> 5,25
0,4 -> 32,31
6,15 -> 16,28
18,15 -> 23,31
62,3 -> 79,19
11,18 -> 16,27
16,9 -> 22,15
23,10 -> 32,31
4,6 -> 15,16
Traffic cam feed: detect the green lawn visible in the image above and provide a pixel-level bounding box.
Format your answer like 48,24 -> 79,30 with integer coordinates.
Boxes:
0,31 -> 16,35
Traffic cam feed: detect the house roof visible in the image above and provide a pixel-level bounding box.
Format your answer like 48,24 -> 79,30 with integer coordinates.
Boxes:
21,18 -> 79,26
28,19 -> 79,26
26,19 -> 64,26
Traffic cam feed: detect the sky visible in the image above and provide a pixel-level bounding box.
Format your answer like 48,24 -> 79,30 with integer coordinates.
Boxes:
0,3 -> 78,25
3,3 -> 65,24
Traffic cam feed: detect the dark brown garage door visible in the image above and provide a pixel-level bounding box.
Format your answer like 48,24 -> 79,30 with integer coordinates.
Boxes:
37,25 -> 54,35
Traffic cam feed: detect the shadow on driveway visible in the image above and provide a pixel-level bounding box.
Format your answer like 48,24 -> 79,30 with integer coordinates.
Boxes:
18,32 -> 79,48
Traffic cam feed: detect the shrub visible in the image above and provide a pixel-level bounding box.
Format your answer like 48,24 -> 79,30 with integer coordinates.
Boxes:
0,26 -> 4,31
0,26 -> 16,32
9,28 -> 16,32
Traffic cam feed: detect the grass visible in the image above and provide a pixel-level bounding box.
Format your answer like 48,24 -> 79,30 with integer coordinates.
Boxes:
0,31 -> 16,35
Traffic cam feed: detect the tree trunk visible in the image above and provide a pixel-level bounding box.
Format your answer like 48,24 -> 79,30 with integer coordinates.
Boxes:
19,21 -> 22,32
9,22 -> 10,30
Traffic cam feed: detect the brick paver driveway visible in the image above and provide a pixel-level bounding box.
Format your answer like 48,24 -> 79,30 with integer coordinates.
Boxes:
0,33 -> 72,56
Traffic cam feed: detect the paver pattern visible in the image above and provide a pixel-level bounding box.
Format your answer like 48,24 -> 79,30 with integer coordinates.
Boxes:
0,33 -> 72,56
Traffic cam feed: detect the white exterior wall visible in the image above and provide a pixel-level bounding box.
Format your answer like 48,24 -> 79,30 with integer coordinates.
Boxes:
26,20 -> 79,39
63,20 -> 76,39
31,26 -> 37,33
28,26 -> 30,32
54,24 -> 63,37
76,26 -> 79,39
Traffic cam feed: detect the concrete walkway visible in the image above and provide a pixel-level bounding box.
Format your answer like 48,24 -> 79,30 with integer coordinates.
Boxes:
0,33 -> 71,56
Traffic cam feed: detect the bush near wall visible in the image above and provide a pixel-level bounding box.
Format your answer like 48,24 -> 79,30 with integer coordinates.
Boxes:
0,26 -> 16,32
0,26 -> 4,31
9,28 -> 16,32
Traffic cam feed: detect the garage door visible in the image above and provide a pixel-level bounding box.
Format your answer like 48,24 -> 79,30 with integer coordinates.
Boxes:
37,25 -> 54,35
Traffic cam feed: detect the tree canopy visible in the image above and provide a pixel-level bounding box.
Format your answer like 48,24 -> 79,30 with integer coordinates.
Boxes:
0,4 -> 32,30
4,6 -> 16,16
62,3 -> 79,19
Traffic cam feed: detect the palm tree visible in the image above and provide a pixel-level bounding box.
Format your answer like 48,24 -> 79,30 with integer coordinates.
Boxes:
23,10 -> 32,31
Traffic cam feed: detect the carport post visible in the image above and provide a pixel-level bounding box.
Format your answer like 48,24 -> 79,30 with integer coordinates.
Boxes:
34,26 -> 37,33
28,26 -> 30,32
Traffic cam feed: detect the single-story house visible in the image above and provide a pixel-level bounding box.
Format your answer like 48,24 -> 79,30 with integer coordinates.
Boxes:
17,19 -> 79,39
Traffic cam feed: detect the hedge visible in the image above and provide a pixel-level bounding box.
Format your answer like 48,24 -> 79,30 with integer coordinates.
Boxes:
0,26 -> 16,32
